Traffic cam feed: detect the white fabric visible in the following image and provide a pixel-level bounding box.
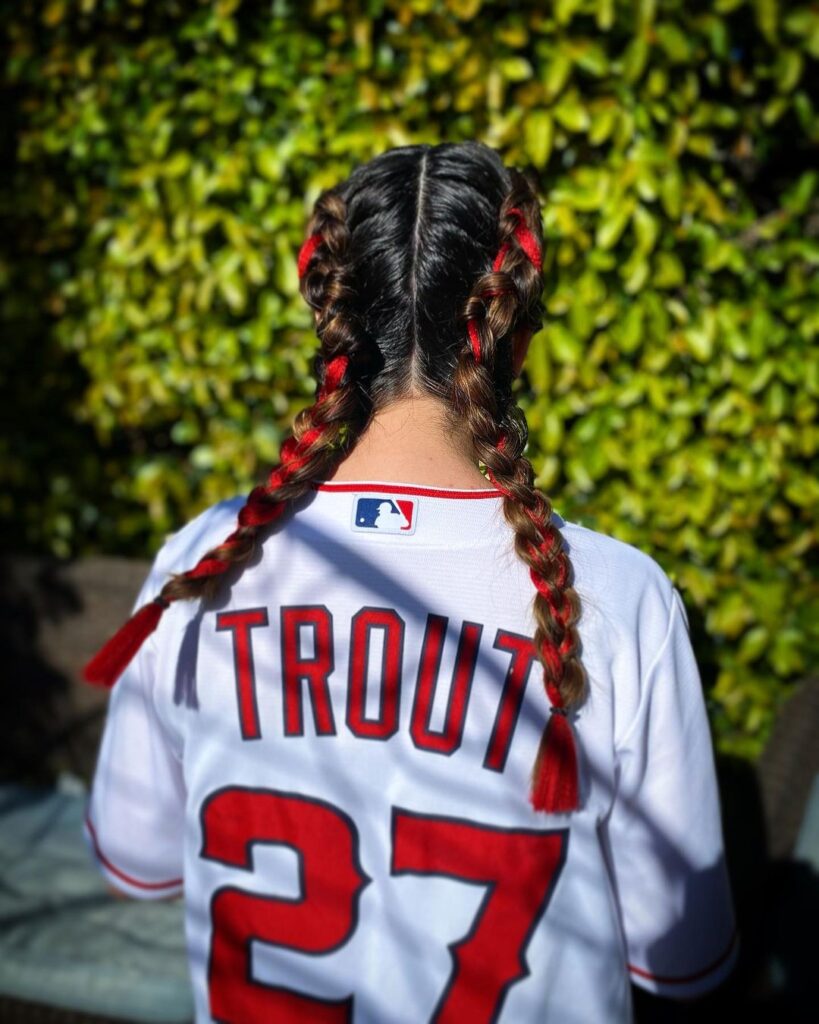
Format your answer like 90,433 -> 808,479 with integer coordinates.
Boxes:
85,479 -> 740,1023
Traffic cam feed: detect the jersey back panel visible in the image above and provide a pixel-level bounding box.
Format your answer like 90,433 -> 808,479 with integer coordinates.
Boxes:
85,480 -> 740,1023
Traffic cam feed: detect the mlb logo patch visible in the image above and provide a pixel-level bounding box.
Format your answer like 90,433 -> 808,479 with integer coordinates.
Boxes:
351,494 -> 418,535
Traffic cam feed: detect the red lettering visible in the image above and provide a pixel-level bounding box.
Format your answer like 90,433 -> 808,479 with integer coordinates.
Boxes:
215,608 -> 268,740
392,808 -> 569,1023
280,606 -> 337,736
346,608 -> 404,741
201,787 -> 369,1023
410,615 -> 482,755
483,631 -> 538,772
214,609 -> 536,776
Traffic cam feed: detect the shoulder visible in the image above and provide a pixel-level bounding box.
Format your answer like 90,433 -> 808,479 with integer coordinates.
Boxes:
554,518 -> 689,745
554,514 -> 677,627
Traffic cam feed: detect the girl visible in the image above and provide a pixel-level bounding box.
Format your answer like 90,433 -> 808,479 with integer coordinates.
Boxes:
82,141 -> 739,1023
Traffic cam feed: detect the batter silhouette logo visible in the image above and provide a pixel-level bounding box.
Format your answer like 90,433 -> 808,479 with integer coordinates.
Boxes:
351,495 -> 418,535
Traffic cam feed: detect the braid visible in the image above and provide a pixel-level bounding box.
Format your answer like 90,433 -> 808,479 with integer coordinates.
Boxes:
83,187 -> 369,687
450,171 -> 588,814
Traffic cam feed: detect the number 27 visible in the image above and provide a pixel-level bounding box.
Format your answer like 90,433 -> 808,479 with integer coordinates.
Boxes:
200,787 -> 569,1024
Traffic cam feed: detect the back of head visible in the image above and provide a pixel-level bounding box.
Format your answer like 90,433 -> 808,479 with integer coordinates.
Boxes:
84,140 -> 586,815
303,141 -> 543,419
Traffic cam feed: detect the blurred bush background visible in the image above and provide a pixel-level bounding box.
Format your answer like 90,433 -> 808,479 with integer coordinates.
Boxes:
1,0 -> 817,766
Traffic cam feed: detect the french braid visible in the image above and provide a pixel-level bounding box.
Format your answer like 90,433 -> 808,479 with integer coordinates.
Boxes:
450,171 -> 587,813
83,187 -> 369,687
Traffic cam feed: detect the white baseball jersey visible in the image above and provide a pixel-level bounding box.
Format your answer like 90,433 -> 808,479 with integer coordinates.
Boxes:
84,479 -> 740,1023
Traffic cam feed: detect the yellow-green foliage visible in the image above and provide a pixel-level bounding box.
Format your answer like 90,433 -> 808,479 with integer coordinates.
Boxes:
2,0 -> 817,759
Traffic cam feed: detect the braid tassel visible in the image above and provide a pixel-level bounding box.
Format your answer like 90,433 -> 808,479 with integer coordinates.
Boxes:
82,597 -> 169,688
530,707 -> 579,813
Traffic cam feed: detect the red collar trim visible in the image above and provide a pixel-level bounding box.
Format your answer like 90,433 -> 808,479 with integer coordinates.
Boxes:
311,481 -> 504,500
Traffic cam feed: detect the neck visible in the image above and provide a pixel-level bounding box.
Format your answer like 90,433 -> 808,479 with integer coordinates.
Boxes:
325,394 -> 490,490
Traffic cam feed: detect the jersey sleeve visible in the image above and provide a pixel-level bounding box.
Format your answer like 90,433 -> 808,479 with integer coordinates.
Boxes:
602,584 -> 740,999
82,554 -> 186,900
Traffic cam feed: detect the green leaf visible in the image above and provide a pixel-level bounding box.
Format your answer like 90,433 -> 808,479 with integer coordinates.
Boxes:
542,50 -> 573,99
621,35 -> 649,84
653,252 -> 685,288
548,323 -> 583,364
632,204 -> 660,253
555,0 -> 584,26
540,409 -> 564,452
524,111 -> 553,168
753,0 -> 779,45
500,56 -> 533,82
655,22 -> 691,62
774,49 -> 803,92
782,170 -> 817,215
623,255 -> 649,294
762,95 -> 789,125
616,302 -> 645,353
553,96 -> 590,132
683,322 -> 715,361
595,195 -> 636,249
523,329 -> 551,392
572,40 -> 609,77
217,273 -> 247,313
256,146 -> 282,182
588,104 -> 617,145
595,0 -> 615,30
659,169 -> 683,221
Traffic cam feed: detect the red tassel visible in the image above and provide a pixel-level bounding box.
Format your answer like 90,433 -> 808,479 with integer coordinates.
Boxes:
530,710 -> 580,813
82,598 -> 168,688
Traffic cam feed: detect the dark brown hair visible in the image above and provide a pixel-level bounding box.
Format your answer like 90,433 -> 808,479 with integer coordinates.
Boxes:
84,141 -> 587,813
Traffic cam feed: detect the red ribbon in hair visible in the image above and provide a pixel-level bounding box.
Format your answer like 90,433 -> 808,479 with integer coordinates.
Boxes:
468,207 -> 543,362
297,232 -> 323,278
502,206 -> 543,270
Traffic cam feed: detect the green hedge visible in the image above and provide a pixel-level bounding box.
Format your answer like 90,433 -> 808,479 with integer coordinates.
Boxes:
2,0 -> 818,760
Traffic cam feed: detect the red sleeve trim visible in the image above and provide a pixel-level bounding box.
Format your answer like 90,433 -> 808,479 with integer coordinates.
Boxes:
84,812 -> 183,892
627,925 -> 739,983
